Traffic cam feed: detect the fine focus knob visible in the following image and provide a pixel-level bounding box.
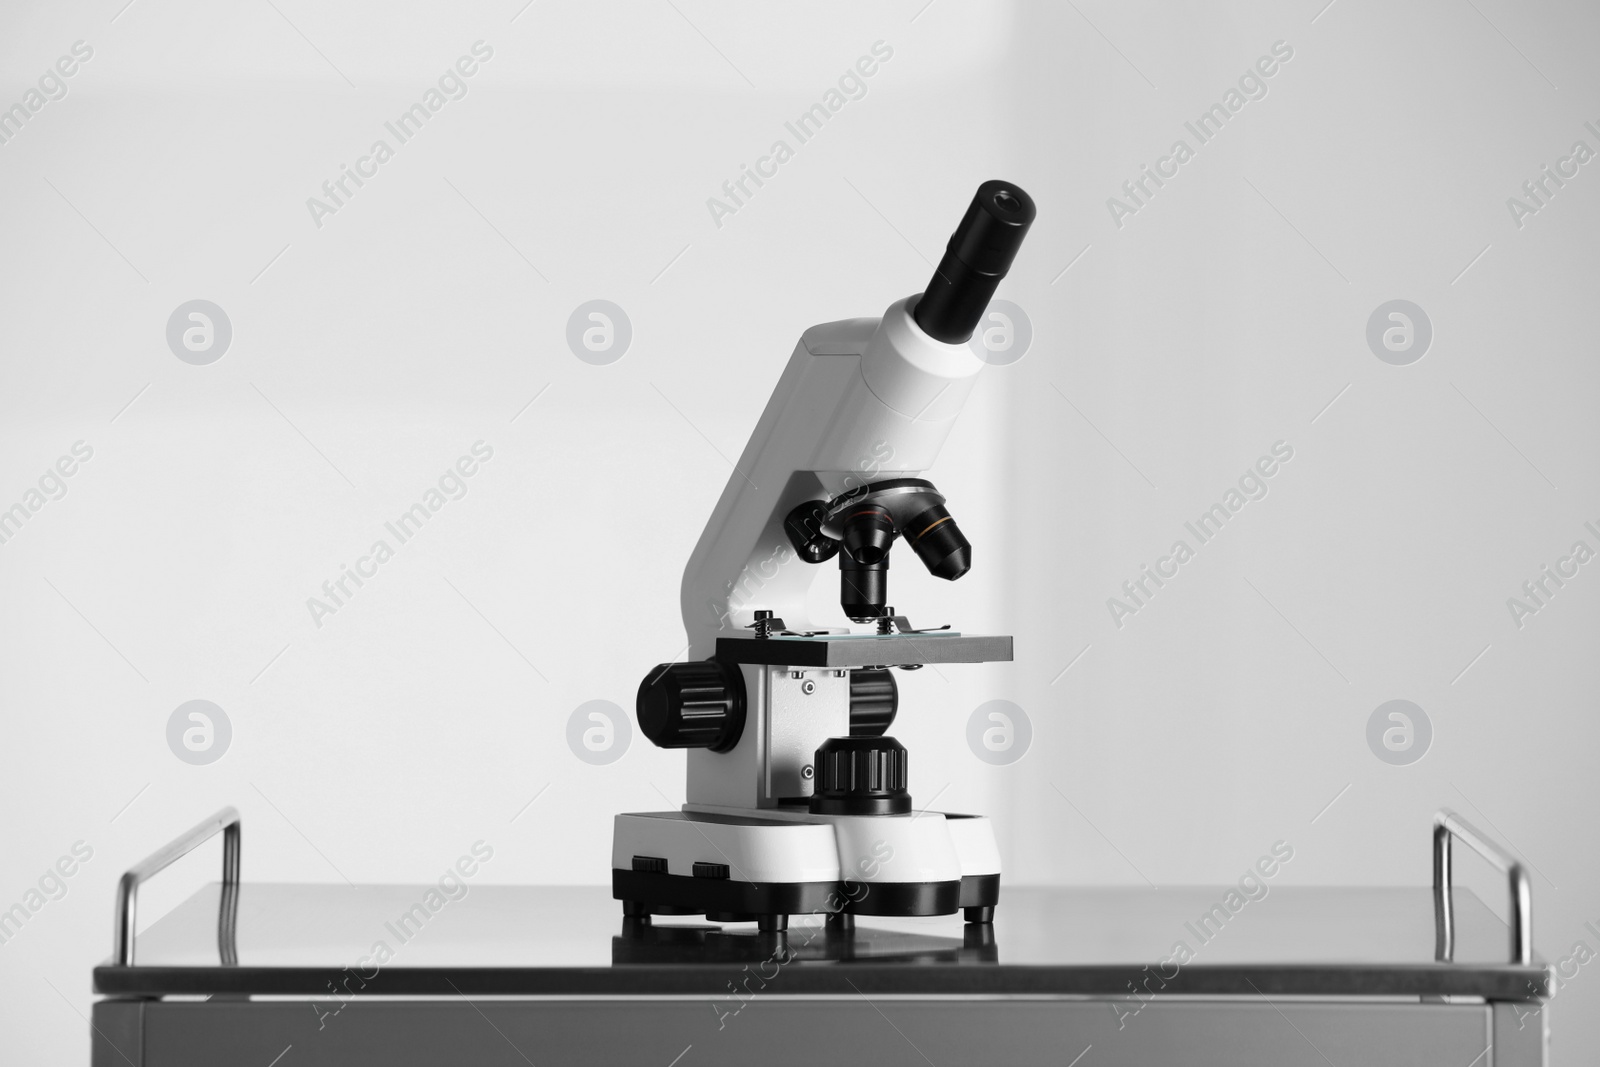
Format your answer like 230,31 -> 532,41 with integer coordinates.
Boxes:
637,660 -> 746,753
848,669 -> 898,737
810,736 -> 911,816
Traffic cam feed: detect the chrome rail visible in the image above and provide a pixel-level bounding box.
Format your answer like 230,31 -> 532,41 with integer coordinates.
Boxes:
1433,808 -> 1532,965
113,807 -> 241,967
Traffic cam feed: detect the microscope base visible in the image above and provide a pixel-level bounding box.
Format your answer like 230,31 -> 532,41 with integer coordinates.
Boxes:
611,809 -> 1000,924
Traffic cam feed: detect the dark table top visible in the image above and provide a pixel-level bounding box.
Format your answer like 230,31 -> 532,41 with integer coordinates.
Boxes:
94,883 -> 1549,1001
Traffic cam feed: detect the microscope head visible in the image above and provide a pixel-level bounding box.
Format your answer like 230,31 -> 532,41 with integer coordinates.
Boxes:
778,180 -> 1034,623
676,178 -> 1036,656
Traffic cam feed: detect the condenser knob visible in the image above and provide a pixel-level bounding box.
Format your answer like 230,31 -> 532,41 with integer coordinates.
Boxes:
636,660 -> 746,753
810,736 -> 911,816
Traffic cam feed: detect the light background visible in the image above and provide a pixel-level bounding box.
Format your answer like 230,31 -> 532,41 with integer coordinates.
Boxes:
1,0 -> 1597,1061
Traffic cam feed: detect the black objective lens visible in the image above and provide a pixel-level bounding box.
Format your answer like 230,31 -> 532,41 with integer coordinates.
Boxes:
840,552 -> 888,622
904,504 -> 971,580
841,507 -> 896,566
914,180 -> 1037,345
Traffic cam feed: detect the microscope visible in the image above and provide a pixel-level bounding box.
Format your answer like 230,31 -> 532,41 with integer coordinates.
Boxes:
613,181 -> 1035,932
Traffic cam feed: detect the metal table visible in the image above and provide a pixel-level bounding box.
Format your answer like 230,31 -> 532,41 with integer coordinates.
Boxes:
91,808 -> 1551,1066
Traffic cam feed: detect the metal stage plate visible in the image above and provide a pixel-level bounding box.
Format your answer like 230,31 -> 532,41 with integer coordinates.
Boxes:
716,631 -> 1013,667
94,883 -> 1548,1001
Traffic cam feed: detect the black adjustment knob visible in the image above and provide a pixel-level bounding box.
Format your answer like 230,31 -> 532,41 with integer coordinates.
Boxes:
810,736 -> 911,815
783,500 -> 841,564
848,669 -> 898,737
637,660 -> 746,752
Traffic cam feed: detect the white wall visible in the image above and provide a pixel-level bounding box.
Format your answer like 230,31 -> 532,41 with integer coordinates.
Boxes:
1,0 -> 1596,1061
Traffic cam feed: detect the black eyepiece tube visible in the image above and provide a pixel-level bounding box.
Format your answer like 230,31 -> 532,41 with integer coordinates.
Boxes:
913,180 -> 1036,344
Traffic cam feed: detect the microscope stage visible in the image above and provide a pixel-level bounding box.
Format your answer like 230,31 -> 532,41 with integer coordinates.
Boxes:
716,632 -> 1012,668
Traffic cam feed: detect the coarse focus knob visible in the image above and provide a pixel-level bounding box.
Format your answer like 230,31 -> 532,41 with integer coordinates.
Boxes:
636,660 -> 746,753
848,669 -> 898,737
810,736 -> 911,816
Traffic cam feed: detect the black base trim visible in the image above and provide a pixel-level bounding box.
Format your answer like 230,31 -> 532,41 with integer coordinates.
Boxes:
614,871 -> 1000,920
845,879 -> 960,916
958,873 -> 1000,909
614,871 -> 837,918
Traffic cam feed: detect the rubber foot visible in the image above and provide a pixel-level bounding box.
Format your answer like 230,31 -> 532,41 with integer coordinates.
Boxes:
825,912 -> 855,932
757,914 -> 789,933
963,905 -> 994,924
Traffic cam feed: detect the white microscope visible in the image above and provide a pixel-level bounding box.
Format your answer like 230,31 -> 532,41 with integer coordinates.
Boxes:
614,181 -> 1035,933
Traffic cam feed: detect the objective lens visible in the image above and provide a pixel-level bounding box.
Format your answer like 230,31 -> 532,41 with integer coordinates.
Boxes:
840,553 -> 889,622
841,507 -> 896,566
905,504 -> 971,581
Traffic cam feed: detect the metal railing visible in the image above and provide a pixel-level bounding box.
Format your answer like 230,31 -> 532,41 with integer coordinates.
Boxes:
112,806 -> 241,967
1433,808 -> 1532,965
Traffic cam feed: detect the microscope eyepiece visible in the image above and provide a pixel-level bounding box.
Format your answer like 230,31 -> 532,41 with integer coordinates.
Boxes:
913,179 -> 1036,345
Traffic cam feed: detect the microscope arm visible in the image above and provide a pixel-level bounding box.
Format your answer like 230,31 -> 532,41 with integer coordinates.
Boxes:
678,181 -> 1036,660
678,302 -> 980,659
